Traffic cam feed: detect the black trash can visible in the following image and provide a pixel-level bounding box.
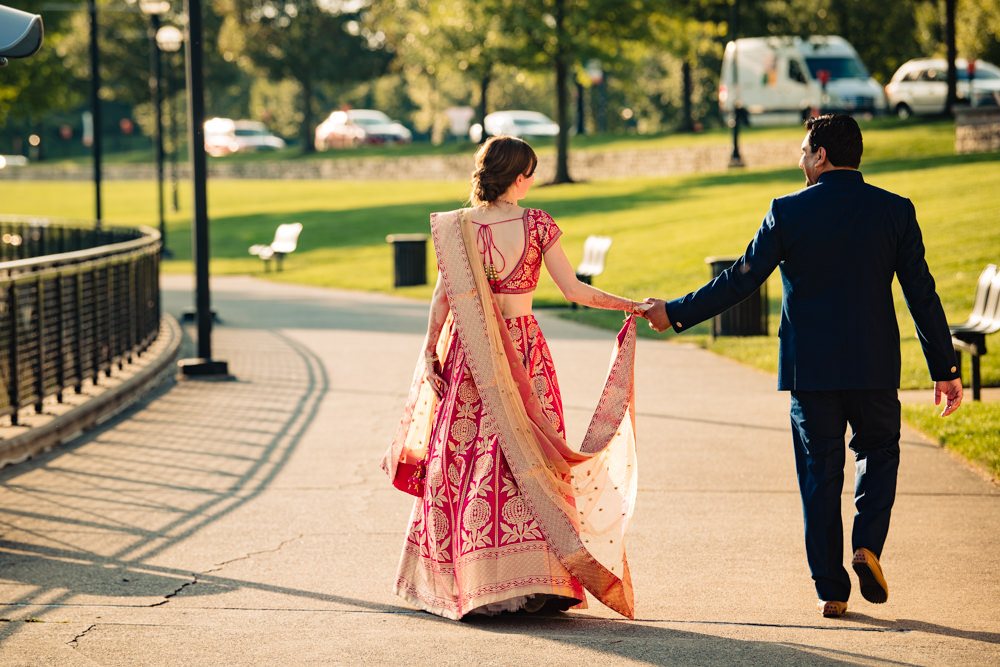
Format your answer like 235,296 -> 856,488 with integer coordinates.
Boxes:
386,233 -> 429,287
706,256 -> 768,337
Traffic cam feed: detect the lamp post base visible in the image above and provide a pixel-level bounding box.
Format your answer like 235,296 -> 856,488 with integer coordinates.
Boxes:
180,310 -> 219,323
177,357 -> 232,380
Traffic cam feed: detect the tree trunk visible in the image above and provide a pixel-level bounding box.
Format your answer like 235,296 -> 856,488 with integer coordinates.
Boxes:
552,0 -> 572,184
680,59 -> 694,132
477,71 -> 490,143
945,0 -> 957,115
575,80 -> 586,135
300,78 -> 315,154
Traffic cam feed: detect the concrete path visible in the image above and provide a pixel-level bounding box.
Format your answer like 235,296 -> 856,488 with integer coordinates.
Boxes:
0,275 -> 996,666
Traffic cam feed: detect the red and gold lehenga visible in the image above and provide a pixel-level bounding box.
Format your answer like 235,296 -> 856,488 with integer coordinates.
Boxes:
382,208 -> 639,620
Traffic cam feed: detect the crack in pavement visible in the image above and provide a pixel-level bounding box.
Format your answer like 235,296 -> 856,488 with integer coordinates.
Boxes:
67,623 -> 97,647
149,535 -> 306,607
203,535 -> 305,574
149,578 -> 198,607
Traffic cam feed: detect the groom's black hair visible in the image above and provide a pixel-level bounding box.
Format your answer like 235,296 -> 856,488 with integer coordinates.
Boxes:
805,114 -> 863,169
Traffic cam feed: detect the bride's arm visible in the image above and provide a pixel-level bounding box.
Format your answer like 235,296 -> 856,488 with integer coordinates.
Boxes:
543,239 -> 649,315
421,273 -> 450,397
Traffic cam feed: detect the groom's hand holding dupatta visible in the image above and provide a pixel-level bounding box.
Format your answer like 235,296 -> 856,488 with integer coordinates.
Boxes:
643,298 -> 671,332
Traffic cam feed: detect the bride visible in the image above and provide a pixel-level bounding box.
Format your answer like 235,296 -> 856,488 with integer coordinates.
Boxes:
383,136 -> 649,619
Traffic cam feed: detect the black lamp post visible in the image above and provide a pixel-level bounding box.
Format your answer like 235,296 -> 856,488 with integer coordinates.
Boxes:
138,0 -> 169,255
177,0 -> 229,379
728,0 -> 744,169
88,0 -> 103,228
155,23 -> 183,249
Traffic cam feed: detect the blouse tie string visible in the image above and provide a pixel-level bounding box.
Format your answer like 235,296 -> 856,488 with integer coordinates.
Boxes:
473,217 -> 519,286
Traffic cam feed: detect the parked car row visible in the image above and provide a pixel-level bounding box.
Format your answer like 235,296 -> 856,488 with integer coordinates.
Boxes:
206,54 -> 996,156
719,34 -> 1000,124
203,108 -> 560,156
312,108 -> 561,150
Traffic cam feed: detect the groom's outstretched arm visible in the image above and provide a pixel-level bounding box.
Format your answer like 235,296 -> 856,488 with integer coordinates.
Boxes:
647,205 -> 783,335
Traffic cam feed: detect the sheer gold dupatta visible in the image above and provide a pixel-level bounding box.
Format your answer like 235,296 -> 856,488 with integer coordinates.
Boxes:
430,207 -> 639,619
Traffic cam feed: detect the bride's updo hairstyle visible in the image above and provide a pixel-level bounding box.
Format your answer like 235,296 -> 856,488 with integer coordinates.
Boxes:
469,136 -> 538,206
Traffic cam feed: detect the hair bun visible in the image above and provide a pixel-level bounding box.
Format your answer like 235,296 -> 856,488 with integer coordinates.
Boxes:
468,136 -> 538,206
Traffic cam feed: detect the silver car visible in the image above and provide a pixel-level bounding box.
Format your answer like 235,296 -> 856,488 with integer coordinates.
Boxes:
469,110 -> 560,142
314,109 -> 412,150
885,58 -> 1000,118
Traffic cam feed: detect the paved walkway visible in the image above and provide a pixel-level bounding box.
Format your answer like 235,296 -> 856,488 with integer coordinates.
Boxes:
0,275 -> 996,666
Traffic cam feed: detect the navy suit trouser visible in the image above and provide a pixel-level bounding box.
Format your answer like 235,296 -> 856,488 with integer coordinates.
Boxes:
789,390 -> 901,602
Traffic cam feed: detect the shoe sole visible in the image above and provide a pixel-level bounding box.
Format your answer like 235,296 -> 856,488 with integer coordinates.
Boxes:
852,557 -> 888,604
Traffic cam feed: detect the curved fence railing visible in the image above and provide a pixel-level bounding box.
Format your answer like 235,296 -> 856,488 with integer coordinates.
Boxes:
0,217 -> 161,426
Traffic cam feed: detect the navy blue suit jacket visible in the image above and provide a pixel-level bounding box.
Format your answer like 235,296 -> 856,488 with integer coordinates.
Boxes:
665,170 -> 959,391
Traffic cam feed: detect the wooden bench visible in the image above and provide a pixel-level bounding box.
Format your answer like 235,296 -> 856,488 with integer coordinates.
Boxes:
249,222 -> 302,272
950,263 -> 1000,401
572,235 -> 613,309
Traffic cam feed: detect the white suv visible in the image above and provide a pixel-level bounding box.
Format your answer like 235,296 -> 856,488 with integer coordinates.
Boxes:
885,58 -> 1000,118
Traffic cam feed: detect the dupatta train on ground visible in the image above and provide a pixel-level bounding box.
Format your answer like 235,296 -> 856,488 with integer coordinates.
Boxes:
382,208 -> 639,618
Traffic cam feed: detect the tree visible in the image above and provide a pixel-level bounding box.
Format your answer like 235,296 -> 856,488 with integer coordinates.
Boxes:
364,0 -> 513,142
501,0 -> 654,183
218,0 -> 391,153
956,0 -> 1000,65
641,7 -> 726,133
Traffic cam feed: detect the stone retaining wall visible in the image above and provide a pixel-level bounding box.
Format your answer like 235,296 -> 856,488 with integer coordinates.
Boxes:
955,107 -> 1000,154
0,138 -> 801,183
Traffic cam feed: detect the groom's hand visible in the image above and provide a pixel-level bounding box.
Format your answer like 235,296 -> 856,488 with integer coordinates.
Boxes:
643,298 -> 671,332
935,378 -> 963,417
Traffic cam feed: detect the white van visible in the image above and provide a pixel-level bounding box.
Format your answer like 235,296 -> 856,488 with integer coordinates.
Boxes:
719,35 -> 887,125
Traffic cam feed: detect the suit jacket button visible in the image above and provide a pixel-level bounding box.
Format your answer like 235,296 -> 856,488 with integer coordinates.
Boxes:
950,366 -> 957,373
676,322 -> 683,328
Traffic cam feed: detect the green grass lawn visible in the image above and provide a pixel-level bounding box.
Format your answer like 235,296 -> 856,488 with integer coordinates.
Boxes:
1,118 -> 998,480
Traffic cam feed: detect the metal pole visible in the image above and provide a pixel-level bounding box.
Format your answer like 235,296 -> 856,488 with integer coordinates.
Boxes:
178,0 -> 228,378
88,0 -> 103,227
149,13 -> 166,254
169,72 -> 179,213
728,0 -> 744,168
165,49 -> 180,214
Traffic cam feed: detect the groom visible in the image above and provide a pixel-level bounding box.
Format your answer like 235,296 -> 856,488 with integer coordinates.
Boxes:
644,114 -> 963,618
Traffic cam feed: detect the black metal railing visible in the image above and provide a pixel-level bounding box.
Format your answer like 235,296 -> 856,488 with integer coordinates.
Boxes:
0,217 -> 161,425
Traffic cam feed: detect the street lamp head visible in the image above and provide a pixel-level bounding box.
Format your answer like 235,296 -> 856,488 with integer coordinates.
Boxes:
155,24 -> 183,52
0,4 -> 43,60
137,0 -> 170,16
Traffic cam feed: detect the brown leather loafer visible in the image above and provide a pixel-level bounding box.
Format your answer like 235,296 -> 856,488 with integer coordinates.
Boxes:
852,547 -> 889,604
818,600 -> 847,617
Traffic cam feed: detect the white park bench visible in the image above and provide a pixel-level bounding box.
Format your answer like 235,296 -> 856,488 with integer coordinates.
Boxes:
572,235 -> 613,309
249,222 -> 302,272
575,235 -> 612,284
